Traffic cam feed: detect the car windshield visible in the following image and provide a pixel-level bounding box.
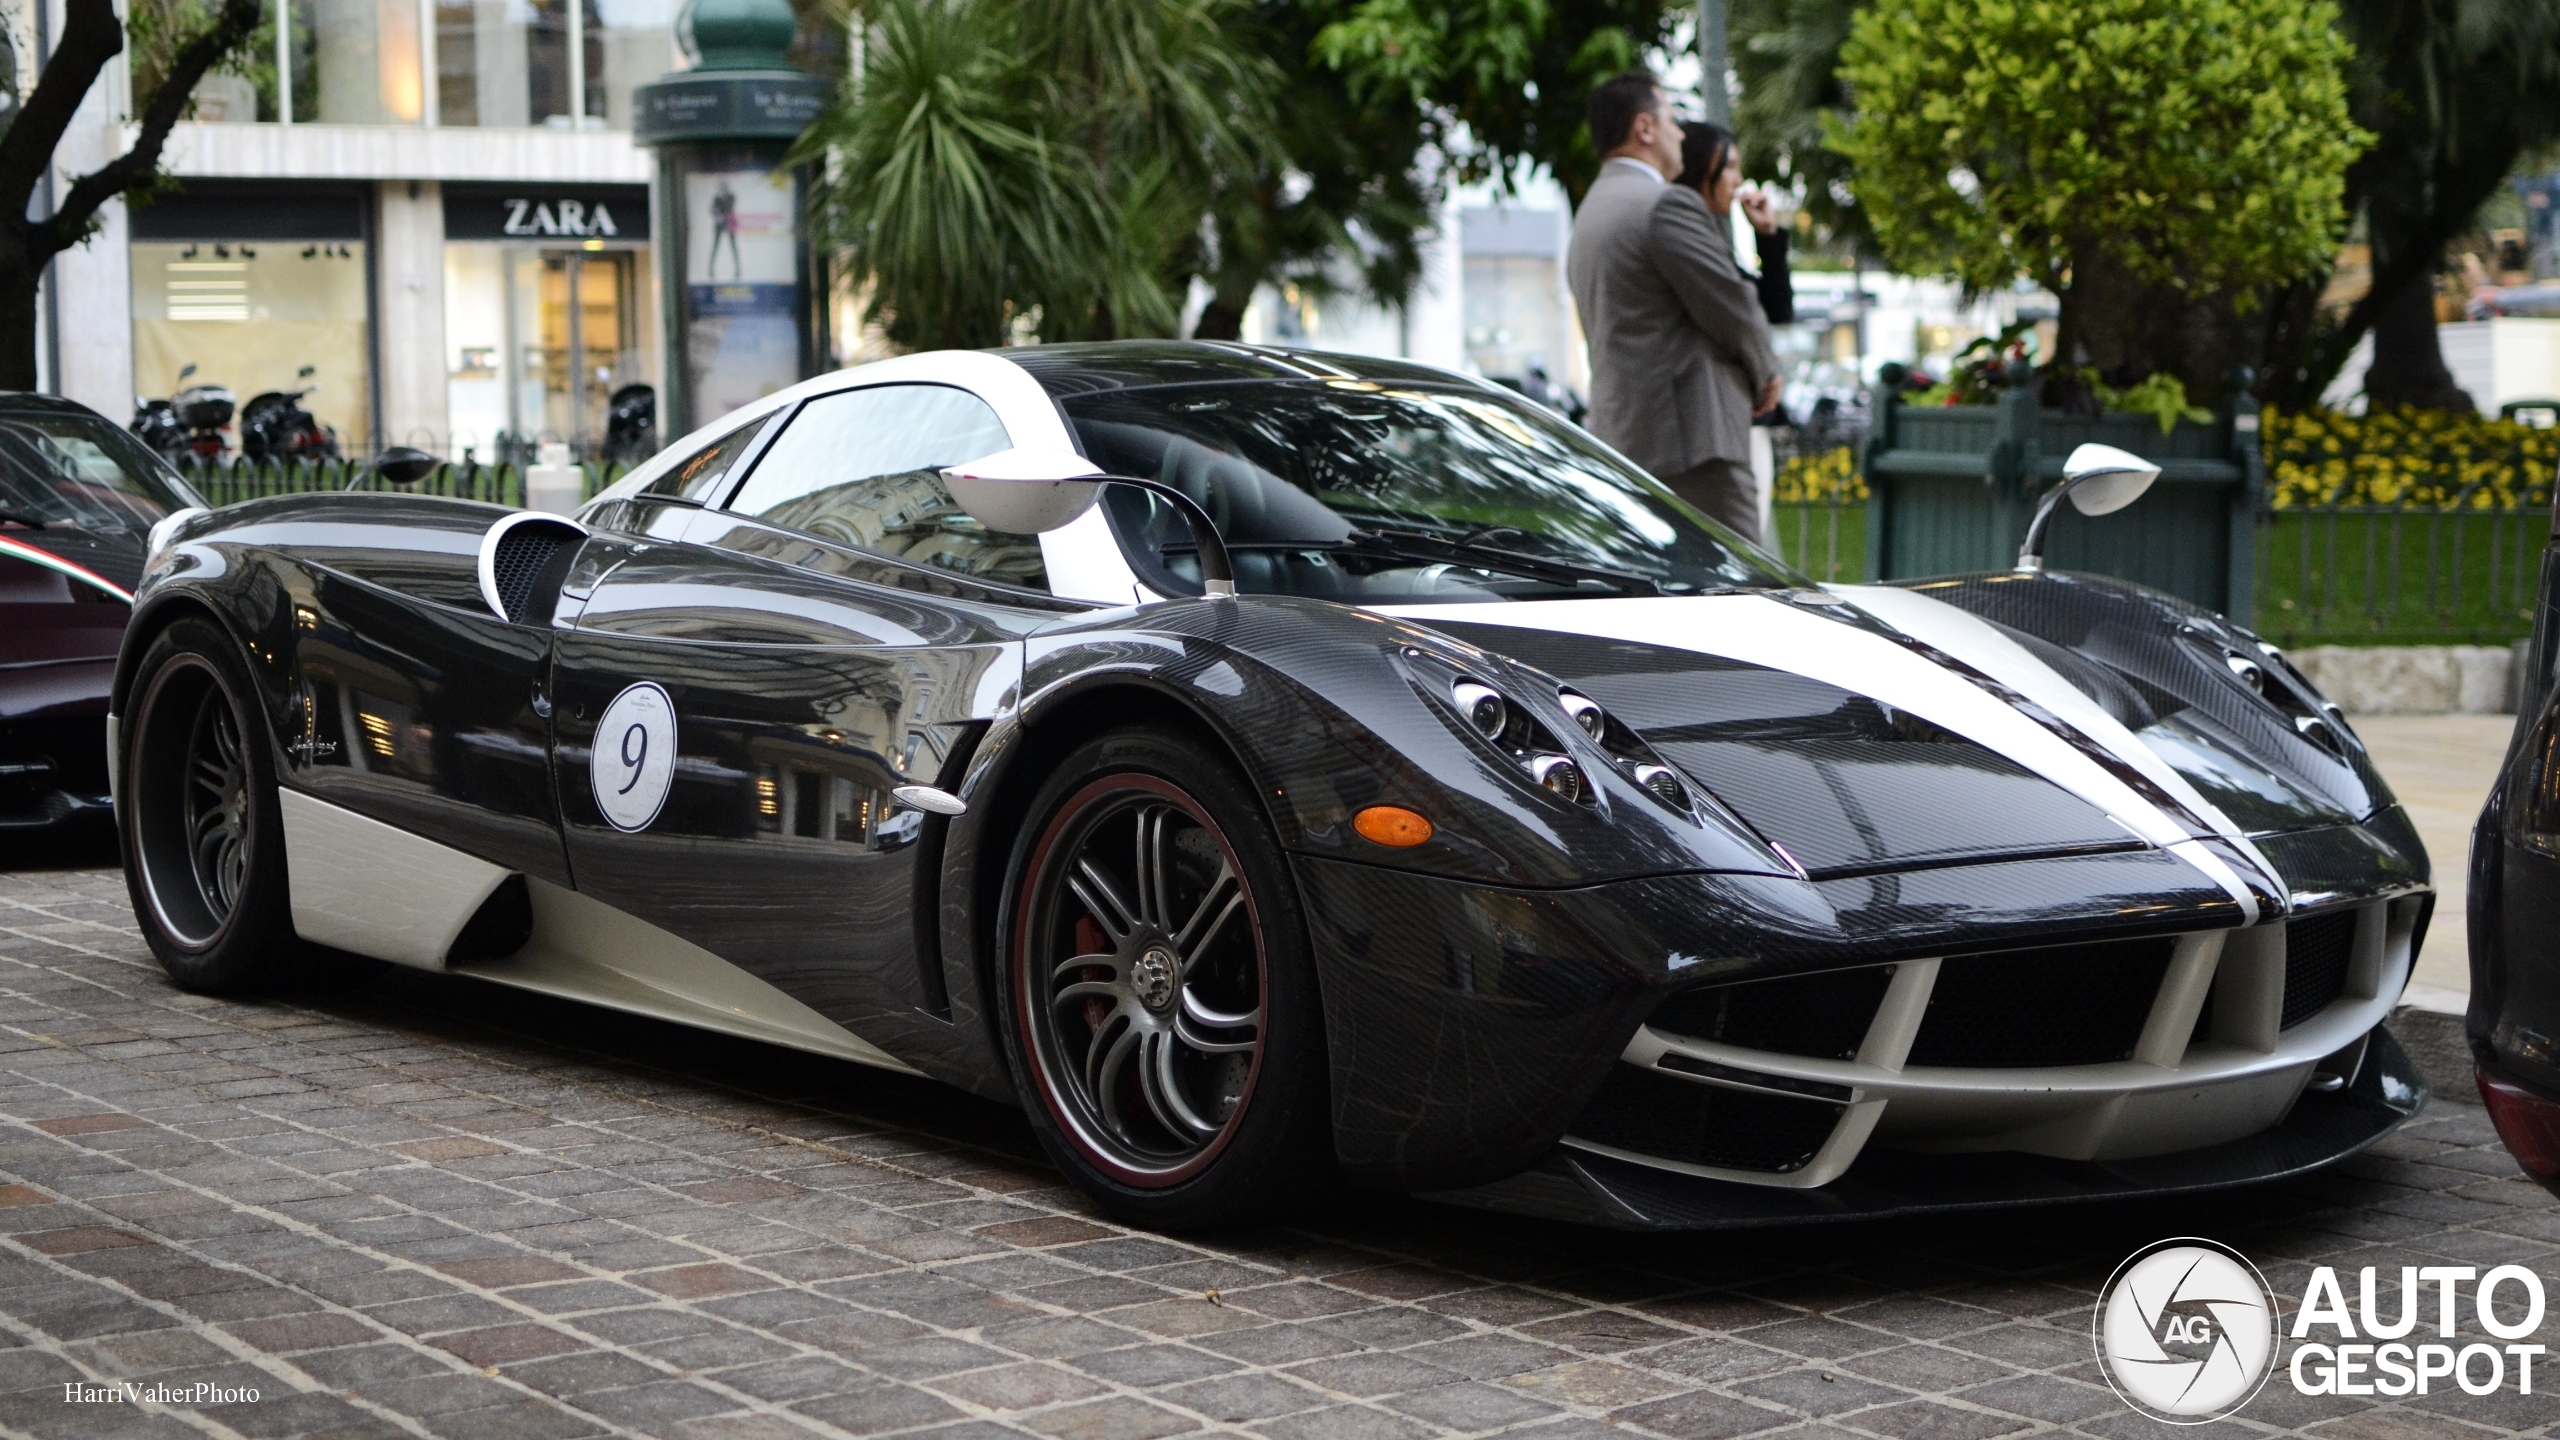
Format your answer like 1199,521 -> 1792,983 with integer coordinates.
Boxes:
1062,379 -> 1804,601
0,410 -> 202,535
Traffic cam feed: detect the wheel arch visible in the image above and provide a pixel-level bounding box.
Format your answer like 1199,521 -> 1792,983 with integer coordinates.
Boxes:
113,593 -> 235,719
944,674 -> 1304,1103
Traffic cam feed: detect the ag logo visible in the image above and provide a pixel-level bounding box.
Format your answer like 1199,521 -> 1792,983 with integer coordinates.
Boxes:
592,682 -> 677,832
2095,1239 -> 2279,1423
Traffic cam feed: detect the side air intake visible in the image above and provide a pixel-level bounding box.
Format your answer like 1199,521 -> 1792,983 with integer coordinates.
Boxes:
477,512 -> 588,625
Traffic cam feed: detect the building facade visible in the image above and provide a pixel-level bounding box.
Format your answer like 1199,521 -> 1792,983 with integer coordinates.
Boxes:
38,0 -> 669,459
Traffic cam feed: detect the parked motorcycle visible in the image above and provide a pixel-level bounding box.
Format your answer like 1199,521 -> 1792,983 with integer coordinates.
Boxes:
129,364 -> 234,464
239,366 -> 340,464
603,383 -> 657,465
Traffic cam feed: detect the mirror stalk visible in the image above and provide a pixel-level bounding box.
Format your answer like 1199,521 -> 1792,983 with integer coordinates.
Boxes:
1095,476 -> 1236,599
939,447 -> 1238,600
2014,486 -> 2071,574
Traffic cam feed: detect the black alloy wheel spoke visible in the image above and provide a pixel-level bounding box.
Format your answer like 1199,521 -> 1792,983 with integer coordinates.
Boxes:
183,691 -> 248,919
1031,790 -> 1267,1176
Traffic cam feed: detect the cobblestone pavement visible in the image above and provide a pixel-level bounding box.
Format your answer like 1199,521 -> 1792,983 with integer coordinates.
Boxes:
0,862 -> 2552,1440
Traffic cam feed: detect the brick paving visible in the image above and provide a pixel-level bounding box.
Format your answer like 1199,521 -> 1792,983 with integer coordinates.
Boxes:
0,859 -> 2551,1439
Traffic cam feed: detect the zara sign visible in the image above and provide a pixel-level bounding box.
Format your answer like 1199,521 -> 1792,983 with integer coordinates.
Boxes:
443,183 -> 653,243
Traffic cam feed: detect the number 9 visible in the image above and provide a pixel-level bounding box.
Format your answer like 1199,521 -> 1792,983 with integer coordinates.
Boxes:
616,722 -> 648,794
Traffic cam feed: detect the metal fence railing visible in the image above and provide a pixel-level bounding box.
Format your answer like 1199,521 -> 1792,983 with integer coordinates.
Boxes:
2256,498 -> 2552,648
1767,410 -> 1870,585
1759,419 -> 2553,647
177,457 -> 631,511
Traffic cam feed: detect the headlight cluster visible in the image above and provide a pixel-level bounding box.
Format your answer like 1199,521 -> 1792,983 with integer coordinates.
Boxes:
1414,648 -> 1695,818
1444,672 -> 1590,802
2182,623 -> 2351,758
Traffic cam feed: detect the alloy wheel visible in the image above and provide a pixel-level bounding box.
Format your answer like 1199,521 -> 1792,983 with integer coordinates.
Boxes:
1019,775 -> 1266,1185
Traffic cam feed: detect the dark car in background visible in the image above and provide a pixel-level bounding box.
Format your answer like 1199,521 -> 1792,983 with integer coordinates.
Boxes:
0,396 -> 205,836
2471,479 -> 2560,1190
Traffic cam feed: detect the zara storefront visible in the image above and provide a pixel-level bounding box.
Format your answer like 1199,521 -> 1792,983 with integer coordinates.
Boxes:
39,0 -> 692,461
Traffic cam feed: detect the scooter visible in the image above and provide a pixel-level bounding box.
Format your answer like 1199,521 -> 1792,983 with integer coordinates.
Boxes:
130,364 -> 235,464
602,383 -> 656,464
240,366 -> 340,464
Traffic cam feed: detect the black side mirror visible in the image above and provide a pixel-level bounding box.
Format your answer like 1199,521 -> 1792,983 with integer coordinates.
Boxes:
372,446 -> 439,487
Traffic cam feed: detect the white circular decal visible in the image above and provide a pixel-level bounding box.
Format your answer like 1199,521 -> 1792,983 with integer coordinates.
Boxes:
2095,1239 -> 2279,1423
591,682 -> 677,833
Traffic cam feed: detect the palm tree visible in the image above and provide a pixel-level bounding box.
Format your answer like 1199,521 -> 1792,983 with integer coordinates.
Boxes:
797,0 -> 1275,350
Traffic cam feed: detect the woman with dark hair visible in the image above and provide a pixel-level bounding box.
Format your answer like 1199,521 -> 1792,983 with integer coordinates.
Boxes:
1674,120 -> 1791,325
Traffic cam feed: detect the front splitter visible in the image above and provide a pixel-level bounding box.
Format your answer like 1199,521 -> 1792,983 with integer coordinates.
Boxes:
1420,1024 -> 2428,1230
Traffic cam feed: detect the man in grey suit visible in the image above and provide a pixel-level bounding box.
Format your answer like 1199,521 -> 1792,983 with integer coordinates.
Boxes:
1566,71 -> 1781,542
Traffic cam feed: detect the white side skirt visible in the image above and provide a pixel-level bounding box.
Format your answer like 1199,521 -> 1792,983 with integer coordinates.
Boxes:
455,876 -> 923,1076
278,789 -> 919,1075
279,788 -> 511,970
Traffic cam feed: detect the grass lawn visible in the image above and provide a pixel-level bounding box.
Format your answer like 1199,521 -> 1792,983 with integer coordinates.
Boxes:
2254,509 -> 2541,649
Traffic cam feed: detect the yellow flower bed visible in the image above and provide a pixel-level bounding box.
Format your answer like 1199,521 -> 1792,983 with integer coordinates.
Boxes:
2265,406 -> 2559,510
1776,444 -> 1869,504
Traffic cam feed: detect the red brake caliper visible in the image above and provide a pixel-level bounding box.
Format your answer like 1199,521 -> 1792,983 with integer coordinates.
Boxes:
1074,916 -> 1111,1032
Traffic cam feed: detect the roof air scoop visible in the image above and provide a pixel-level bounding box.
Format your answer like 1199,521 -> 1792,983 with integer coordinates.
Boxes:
478,512 -> 589,625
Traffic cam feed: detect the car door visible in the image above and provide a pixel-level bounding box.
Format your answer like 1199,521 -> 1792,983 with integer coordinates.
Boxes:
550,381 -> 1077,1057
279,515 -> 574,887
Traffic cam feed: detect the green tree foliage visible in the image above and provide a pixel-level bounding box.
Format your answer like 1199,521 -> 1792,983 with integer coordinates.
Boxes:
1192,2 -> 1438,341
1730,0 -> 1864,251
807,0 -> 1680,352
1310,0 -> 1681,204
1829,0 -> 2365,388
2260,0 -> 2560,410
798,0 -> 1275,349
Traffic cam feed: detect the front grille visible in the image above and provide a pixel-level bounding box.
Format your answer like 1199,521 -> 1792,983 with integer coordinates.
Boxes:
1906,937 -> 2175,1068
1647,966 -> 1892,1060
1570,1064 -> 1844,1173
2282,910 -> 2358,1029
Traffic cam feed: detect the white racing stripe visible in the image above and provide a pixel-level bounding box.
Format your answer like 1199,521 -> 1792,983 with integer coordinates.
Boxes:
1374,592 -> 2271,921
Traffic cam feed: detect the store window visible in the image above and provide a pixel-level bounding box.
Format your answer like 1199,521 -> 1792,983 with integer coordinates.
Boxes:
432,0 -> 673,126
170,0 -> 679,129
128,183 -> 374,452
443,183 -> 657,460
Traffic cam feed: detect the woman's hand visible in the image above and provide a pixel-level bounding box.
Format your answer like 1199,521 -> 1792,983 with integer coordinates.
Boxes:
1739,188 -> 1779,235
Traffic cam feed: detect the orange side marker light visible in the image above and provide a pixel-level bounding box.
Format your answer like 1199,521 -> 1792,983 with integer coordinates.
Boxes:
1354,805 -> 1433,847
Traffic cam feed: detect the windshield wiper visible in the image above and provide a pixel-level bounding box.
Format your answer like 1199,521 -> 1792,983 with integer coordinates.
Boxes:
0,508 -> 47,530
1340,526 -> 1662,596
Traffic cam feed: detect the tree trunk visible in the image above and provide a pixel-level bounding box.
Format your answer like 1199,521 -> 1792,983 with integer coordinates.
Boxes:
1191,296 -> 1246,341
2362,263 -> 2474,412
2056,244 -> 2260,405
0,245 -> 34,393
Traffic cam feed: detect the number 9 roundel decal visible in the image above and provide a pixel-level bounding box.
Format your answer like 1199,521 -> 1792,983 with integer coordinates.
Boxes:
592,682 -> 678,832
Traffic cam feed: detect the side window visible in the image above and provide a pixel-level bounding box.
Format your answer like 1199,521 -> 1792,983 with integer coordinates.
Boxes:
639,412 -> 773,502
723,384 -> 1045,591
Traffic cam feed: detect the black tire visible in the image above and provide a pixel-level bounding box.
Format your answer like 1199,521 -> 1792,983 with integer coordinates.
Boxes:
999,728 -> 1333,1229
120,617 -> 298,993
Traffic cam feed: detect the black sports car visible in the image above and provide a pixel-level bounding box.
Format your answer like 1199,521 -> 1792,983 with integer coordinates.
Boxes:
1,395 -> 206,836
2471,481 -> 2560,1191
113,342 -> 2429,1229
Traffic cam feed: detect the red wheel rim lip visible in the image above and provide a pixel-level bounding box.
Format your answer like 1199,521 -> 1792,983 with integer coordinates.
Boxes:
1014,771 -> 1267,1189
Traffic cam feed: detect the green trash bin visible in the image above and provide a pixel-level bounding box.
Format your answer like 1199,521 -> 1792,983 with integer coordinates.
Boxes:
1862,373 -> 2265,626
